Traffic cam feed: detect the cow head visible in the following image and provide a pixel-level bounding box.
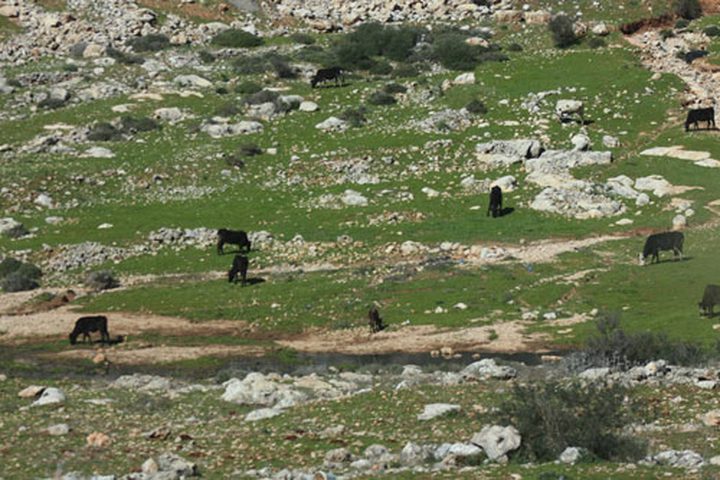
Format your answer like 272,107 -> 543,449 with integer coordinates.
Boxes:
638,252 -> 646,266
68,332 -> 78,345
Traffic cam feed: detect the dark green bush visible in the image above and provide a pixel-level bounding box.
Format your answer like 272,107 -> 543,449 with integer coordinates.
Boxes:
69,42 -> 87,58
107,47 -> 145,65
238,143 -> 262,157
235,81 -> 262,95
674,0 -> 702,20
465,99 -> 487,114
198,50 -> 216,63
85,270 -> 119,291
1,224 -> 28,239
660,29 -> 675,39
128,34 -> 170,52
549,15 -> 578,48
290,32 -> 316,45
269,57 -> 296,79
224,155 -> 245,168
333,23 -> 426,70
675,18 -> 690,29
499,381 -> 645,462
295,45 -> 336,67
211,29 -> 264,48
507,43 -> 523,52
87,122 -> 123,142
368,91 -> 396,106
587,37 -> 607,49
120,116 -> 159,134
0,259 -> 42,293
369,60 -> 393,75
579,313 -> 707,368
383,82 -> 407,94
393,63 -> 419,77
432,34 -> 479,70
215,86 -> 229,95
704,25 -> 720,36
0,258 -> 23,278
215,102 -> 241,117
339,106 -> 368,127
243,89 -> 279,105
62,63 -> 79,73
477,50 -> 509,63
38,97 -> 67,110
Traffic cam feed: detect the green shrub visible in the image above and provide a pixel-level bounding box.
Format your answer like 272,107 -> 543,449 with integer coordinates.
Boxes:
675,18 -> 690,29
340,106 -> 368,127
198,50 -> 216,63
290,32 -> 316,45
674,0 -> 702,20
577,313 -> 707,368
383,82 -> 407,94
15,263 -> 42,281
549,14 -> 578,48
295,45 -> 336,67
587,37 -> 607,49
120,116 -> 159,134
62,63 -> 79,73
1,272 -> 39,292
87,122 -> 123,142
85,270 -> 119,291
238,143 -> 262,157
211,29 -> 263,48
106,47 -> 144,65
1,224 -> 28,239
499,381 -> 646,462
507,43 -> 523,52
215,86 -> 229,95
38,97 -> 67,110
214,102 -> 241,117
368,91 -> 396,106
369,60 -> 393,75
393,63 -> 418,77
465,99 -> 487,114
704,25 -> 720,36
477,50 -> 509,63
333,23 -> 426,69
432,34 -> 479,70
660,29 -> 675,39
69,42 -> 87,58
232,55 -> 268,74
0,258 -> 23,278
235,81 -> 262,95
224,155 -> 245,169
243,89 -> 279,105
128,34 -> 170,52
269,57 -> 296,79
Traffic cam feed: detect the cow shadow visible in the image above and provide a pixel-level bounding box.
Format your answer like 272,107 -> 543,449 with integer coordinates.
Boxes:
646,256 -> 692,265
246,277 -> 265,285
499,207 -> 515,217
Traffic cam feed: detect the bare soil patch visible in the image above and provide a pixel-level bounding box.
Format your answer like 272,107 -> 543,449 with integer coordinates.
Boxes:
51,344 -> 265,365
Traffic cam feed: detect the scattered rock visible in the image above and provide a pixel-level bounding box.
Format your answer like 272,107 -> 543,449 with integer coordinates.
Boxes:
417,403 -> 461,421
471,425 -> 522,462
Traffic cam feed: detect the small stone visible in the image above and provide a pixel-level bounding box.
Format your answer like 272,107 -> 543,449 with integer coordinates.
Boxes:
86,432 -> 111,448
417,403 -> 461,421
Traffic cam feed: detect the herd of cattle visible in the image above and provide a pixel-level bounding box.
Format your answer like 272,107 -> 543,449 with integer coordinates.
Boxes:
60,69 -> 717,346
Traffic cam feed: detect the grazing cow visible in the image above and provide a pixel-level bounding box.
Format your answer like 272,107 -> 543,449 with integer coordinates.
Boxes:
685,107 -> 716,132
217,228 -> 251,255
69,315 -> 110,345
310,67 -> 344,88
487,186 -> 503,218
699,284 -> 720,317
639,231 -> 684,265
228,254 -> 249,286
555,99 -> 584,124
368,306 -> 386,333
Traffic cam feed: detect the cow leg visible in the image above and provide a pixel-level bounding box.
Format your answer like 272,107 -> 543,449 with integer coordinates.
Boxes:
217,240 -> 224,255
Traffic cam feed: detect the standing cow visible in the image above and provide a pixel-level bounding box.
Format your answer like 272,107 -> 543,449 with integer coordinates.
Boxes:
639,232 -> 684,265
685,107 -> 716,131
310,67 -> 345,88
699,285 -> 720,317
487,186 -> 503,218
368,305 -> 386,333
228,254 -> 249,286
69,315 -> 110,345
217,229 -> 251,255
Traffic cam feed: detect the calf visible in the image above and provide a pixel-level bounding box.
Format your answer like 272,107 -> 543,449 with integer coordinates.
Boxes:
685,107 -> 716,131
699,284 -> 720,317
228,254 -> 249,286
310,67 -> 344,88
217,228 -> 251,255
69,315 -> 110,345
639,231 -> 684,265
368,306 -> 386,333
487,186 -> 503,218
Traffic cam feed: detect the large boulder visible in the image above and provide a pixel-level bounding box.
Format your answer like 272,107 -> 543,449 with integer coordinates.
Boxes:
316,116 -> 348,132
32,387 -> 65,407
417,403 -> 461,420
461,359 -> 517,380
471,425 -> 521,462
476,139 -> 543,160
173,75 -> 212,88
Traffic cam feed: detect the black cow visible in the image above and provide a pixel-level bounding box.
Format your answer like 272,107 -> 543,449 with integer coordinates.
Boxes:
699,285 -> 720,317
228,254 -> 249,286
639,231 -> 684,265
685,107 -> 715,131
310,67 -> 344,88
368,306 -> 386,333
487,186 -> 503,218
69,315 -> 110,345
217,228 -> 251,255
